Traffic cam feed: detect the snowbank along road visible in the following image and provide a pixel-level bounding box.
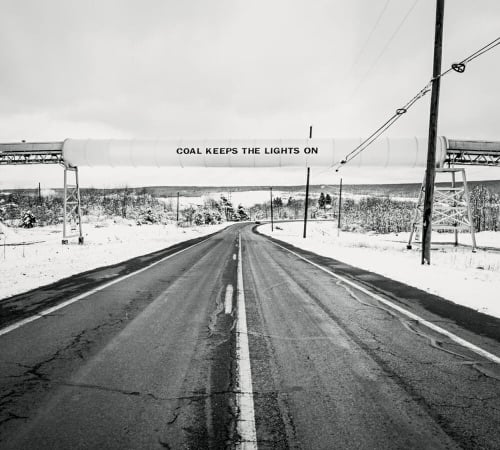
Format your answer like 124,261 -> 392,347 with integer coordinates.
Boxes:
0,223 -> 499,449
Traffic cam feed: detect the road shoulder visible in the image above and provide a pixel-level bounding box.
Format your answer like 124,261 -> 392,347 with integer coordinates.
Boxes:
254,225 -> 500,348
0,226 -> 232,329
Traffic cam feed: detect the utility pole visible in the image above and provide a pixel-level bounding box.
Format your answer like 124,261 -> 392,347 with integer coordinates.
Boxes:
38,182 -> 41,204
270,187 -> 274,232
422,0 -> 445,265
176,192 -> 180,223
303,167 -> 310,238
337,178 -> 343,236
303,125 -> 313,238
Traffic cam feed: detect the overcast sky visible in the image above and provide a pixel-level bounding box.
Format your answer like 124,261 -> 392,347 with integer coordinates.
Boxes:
1,0 -> 499,188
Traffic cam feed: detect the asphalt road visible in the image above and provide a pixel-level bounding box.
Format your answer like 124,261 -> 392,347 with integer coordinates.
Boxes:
0,223 -> 499,449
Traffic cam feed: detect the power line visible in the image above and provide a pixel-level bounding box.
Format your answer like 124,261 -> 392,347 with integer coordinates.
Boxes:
439,37 -> 500,78
349,0 -> 421,99
347,0 -> 392,75
334,34 -> 500,172
457,37 -> 500,66
338,83 -> 431,167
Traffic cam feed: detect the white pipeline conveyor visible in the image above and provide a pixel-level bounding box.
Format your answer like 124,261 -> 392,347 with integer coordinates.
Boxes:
1,137 -> 498,247
60,137 -> 446,168
2,137 -> 499,168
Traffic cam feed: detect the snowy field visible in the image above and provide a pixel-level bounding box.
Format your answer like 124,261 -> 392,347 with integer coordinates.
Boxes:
166,190 -> 297,208
0,220 -> 233,300
158,189 -> 370,210
259,221 -> 500,319
186,190 -> 401,207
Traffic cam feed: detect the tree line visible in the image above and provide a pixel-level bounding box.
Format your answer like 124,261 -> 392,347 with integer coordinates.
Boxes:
1,185 -> 498,233
246,185 -> 500,234
0,189 -> 249,228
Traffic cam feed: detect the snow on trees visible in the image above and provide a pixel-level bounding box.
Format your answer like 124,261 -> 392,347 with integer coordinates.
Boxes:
237,204 -> 249,221
220,196 -> 235,221
318,192 -> 326,209
325,194 -> 332,209
21,211 -> 37,228
1,184 -> 499,234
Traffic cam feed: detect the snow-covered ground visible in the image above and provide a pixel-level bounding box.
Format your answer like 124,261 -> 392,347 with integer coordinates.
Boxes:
158,189 -> 351,209
3,217 -> 499,319
259,221 -> 500,319
0,220 -> 233,300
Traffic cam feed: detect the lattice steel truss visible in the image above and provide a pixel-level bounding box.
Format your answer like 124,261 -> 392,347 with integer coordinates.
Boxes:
407,168 -> 476,251
0,142 -> 63,165
445,140 -> 500,167
62,165 -> 84,245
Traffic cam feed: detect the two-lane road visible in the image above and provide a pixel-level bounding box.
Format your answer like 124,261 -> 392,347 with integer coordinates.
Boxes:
0,224 -> 499,449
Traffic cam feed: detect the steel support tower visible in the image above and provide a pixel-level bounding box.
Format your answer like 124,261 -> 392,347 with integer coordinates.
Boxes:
62,165 -> 84,244
0,141 -> 83,244
407,168 -> 476,251
407,139 -> 500,251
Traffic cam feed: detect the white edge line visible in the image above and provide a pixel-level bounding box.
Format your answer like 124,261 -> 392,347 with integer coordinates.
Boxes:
272,241 -> 500,365
0,234 -> 216,338
236,232 -> 258,448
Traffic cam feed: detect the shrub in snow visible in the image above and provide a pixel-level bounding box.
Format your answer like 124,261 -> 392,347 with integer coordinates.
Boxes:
237,204 -> 249,221
193,212 -> 204,226
21,211 -> 37,228
137,209 -> 160,224
318,192 -> 326,209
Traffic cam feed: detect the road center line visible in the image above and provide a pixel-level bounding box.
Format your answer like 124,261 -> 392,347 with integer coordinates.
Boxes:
225,284 -> 234,314
272,241 -> 500,365
236,233 -> 258,449
0,235 -> 216,338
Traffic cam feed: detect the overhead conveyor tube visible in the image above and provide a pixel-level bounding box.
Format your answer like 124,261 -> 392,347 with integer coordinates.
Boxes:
61,137 -> 449,169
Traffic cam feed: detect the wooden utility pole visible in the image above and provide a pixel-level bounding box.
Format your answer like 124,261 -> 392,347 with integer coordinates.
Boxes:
303,167 -> 310,238
303,125 -> 313,238
337,178 -> 343,236
422,0 -> 445,265
176,192 -> 180,223
270,187 -> 274,232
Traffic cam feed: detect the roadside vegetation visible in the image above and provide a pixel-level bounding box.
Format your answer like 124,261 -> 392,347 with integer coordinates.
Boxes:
0,188 -> 250,229
250,185 -> 500,234
0,184 -> 498,234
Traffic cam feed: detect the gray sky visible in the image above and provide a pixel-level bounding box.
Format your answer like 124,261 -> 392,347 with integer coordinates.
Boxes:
1,0 -> 499,188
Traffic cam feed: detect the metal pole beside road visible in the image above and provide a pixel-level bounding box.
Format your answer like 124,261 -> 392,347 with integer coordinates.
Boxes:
176,192 -> 180,223
303,167 -> 310,238
337,178 -> 343,237
270,187 -> 274,232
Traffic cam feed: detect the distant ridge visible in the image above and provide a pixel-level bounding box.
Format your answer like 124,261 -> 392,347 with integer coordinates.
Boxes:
2,180 -> 500,198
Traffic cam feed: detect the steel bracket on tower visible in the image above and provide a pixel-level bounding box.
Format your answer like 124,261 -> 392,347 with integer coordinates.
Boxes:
407,168 -> 476,251
62,164 -> 84,245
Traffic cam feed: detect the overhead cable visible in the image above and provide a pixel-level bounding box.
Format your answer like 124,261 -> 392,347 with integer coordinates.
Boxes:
335,35 -> 500,172
348,0 -> 392,75
350,0 -> 421,98
447,36 -> 500,74
463,36 -> 500,63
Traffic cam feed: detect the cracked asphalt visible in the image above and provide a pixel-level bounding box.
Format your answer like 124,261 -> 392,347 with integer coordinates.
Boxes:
0,223 -> 499,449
